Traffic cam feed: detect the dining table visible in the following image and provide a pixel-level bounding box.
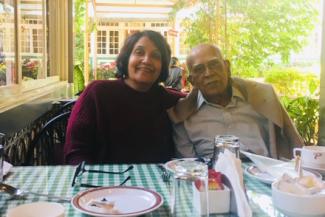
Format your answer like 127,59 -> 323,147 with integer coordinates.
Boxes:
0,162 -> 287,217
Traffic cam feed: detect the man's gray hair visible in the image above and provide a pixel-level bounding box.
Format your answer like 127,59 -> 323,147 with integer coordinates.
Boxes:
186,44 -> 222,72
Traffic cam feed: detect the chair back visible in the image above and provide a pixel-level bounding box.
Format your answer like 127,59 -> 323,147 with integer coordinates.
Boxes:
55,99 -> 77,115
25,111 -> 71,165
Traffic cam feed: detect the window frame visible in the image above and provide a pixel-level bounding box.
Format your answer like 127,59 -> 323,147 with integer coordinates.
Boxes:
0,0 -> 71,113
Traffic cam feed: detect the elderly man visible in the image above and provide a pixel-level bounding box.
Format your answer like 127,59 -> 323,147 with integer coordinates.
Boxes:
173,44 -> 303,159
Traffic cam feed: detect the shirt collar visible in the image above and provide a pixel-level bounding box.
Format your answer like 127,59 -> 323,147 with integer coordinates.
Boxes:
197,85 -> 245,109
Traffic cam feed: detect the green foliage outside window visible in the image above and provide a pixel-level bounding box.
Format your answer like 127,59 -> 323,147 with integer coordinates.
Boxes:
264,68 -> 319,145
73,0 -> 86,94
281,96 -> 319,146
172,0 -> 319,77
264,68 -> 319,98
74,0 -> 86,66
73,64 -> 85,95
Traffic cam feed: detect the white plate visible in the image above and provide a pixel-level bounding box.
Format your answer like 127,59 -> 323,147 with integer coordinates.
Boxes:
71,186 -> 163,217
3,161 -> 13,176
245,164 -> 322,185
7,202 -> 65,217
164,158 -> 197,173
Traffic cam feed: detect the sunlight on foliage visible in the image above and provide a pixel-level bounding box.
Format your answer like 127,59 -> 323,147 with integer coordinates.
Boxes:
264,68 -> 319,97
172,0 -> 319,76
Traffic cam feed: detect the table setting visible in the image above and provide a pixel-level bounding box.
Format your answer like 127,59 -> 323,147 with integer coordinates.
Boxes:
1,139 -> 325,217
241,150 -> 322,185
241,145 -> 325,217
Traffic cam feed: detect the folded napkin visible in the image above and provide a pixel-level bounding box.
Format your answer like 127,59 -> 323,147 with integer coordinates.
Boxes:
215,149 -> 252,217
240,150 -> 284,172
240,151 -> 306,180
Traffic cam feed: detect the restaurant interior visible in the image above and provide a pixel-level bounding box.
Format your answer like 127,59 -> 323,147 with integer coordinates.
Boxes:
1,0 -> 325,216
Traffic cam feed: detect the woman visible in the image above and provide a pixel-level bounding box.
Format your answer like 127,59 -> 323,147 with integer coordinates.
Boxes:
64,30 -> 195,164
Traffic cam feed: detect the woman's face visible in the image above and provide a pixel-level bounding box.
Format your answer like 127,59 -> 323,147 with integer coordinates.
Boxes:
126,36 -> 162,92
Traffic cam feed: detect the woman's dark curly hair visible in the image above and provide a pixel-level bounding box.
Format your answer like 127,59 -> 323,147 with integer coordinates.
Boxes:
116,30 -> 171,82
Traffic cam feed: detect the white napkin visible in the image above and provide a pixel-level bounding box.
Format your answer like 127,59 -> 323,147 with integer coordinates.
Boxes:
240,151 -> 308,180
240,150 -> 284,172
215,149 -> 252,217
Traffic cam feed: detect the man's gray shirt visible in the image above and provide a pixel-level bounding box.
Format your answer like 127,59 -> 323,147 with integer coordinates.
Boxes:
173,87 -> 270,158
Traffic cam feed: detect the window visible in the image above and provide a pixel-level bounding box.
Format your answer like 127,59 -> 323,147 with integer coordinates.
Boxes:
96,30 -> 119,55
0,0 -> 15,86
125,22 -> 144,28
21,27 -> 31,53
0,0 -> 72,112
99,21 -> 118,27
97,30 -> 107,54
109,31 -> 119,54
32,29 -> 43,53
151,22 -> 168,27
0,0 -> 49,84
20,4 -> 48,81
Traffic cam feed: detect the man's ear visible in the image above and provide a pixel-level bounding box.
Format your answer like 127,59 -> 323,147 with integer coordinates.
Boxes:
224,59 -> 231,77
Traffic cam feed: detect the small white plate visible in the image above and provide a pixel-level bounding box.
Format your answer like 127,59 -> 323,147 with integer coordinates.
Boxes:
71,186 -> 163,217
7,202 -> 65,217
164,158 -> 197,173
245,164 -> 322,185
3,161 -> 13,176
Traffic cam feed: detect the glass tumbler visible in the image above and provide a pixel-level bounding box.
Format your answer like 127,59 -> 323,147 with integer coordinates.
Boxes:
171,160 -> 209,217
212,135 -> 240,160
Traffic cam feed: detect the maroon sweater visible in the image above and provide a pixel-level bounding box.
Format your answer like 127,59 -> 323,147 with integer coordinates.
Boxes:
64,79 -> 183,164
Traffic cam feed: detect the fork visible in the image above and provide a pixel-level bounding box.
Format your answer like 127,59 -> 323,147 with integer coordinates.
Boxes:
157,164 -> 171,182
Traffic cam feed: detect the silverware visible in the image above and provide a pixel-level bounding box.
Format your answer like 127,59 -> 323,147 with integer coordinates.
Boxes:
0,183 -> 71,203
157,164 -> 171,182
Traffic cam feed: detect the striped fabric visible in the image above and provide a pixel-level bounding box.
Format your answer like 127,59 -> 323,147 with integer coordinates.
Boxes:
1,164 -> 278,217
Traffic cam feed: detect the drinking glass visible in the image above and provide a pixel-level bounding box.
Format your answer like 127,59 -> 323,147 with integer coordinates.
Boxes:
171,160 -> 209,217
212,135 -> 240,161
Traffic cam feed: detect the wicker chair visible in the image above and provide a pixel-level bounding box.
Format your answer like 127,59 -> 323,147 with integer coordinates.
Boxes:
24,111 -> 71,165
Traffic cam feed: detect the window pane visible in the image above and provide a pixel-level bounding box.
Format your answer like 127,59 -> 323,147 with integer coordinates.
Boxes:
20,0 -> 47,80
0,0 -> 16,86
108,30 -> 119,55
97,30 -> 107,54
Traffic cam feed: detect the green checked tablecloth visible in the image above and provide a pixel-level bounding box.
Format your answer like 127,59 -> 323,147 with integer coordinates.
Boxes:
1,163 -> 284,217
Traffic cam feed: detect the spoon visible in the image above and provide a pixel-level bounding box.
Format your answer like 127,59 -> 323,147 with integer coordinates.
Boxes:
0,183 -> 71,203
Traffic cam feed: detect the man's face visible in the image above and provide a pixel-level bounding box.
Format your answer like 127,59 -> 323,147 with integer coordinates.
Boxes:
188,47 -> 230,100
